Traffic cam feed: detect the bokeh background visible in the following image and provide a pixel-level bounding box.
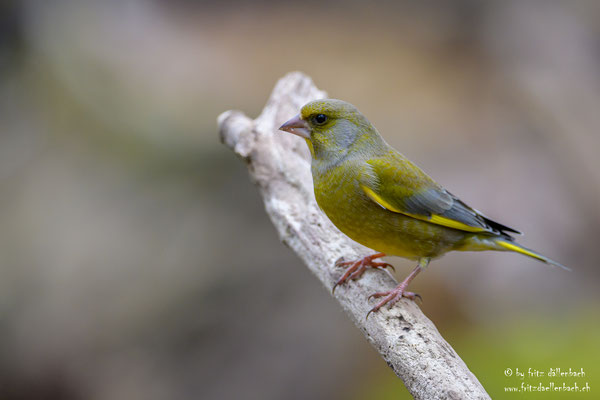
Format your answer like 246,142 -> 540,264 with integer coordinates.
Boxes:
1,0 -> 599,398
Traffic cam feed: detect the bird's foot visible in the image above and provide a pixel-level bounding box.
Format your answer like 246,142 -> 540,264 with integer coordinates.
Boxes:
365,261 -> 426,318
332,253 -> 394,294
366,285 -> 421,318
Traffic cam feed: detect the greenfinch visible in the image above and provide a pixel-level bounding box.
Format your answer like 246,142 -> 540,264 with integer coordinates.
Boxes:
279,99 -> 568,315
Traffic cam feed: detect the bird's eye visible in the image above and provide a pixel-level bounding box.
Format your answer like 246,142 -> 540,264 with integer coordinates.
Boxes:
313,114 -> 328,125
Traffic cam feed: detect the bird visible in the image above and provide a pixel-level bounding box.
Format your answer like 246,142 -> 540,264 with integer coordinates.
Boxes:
279,98 -> 569,316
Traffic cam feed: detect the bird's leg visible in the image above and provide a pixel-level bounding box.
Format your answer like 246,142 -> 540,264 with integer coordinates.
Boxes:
332,252 -> 394,293
366,258 -> 430,318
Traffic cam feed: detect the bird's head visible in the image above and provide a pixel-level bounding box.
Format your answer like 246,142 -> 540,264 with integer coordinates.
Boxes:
279,99 -> 383,161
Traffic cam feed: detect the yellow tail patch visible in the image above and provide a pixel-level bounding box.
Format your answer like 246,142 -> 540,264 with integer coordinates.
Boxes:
497,240 -> 545,261
496,240 -> 570,271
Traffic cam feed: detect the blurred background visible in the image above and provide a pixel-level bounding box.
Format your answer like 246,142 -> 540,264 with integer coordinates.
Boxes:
1,0 -> 599,398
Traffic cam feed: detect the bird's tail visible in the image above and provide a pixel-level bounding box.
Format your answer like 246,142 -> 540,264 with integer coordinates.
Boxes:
495,239 -> 571,271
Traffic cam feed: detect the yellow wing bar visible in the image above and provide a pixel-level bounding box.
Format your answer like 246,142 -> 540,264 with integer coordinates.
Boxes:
361,185 -> 487,233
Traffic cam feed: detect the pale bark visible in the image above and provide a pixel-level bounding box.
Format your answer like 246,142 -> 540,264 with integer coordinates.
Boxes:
218,72 -> 490,400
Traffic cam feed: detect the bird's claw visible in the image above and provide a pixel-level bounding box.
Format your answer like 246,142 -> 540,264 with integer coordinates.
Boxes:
332,253 -> 392,294
332,260 -> 366,293
365,286 -> 422,318
335,258 -> 353,267
371,262 -> 395,272
368,290 -> 421,301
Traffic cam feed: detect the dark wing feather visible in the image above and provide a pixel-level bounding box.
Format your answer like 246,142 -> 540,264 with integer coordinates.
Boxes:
363,156 -> 520,237
441,193 -> 521,236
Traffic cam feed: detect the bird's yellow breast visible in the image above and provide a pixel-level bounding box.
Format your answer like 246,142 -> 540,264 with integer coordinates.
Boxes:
312,160 -> 466,259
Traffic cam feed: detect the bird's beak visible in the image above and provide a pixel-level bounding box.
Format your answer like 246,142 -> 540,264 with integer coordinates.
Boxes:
279,114 -> 311,139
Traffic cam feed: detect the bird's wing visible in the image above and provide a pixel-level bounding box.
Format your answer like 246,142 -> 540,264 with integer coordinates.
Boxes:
361,156 -> 520,236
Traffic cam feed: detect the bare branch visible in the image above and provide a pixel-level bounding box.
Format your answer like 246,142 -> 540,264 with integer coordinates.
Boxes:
218,72 -> 490,400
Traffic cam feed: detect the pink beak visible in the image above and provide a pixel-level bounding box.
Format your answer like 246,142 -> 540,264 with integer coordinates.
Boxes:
279,114 -> 311,139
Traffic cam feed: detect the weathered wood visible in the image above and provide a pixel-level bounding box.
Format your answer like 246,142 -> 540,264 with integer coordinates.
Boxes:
218,71 -> 490,400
